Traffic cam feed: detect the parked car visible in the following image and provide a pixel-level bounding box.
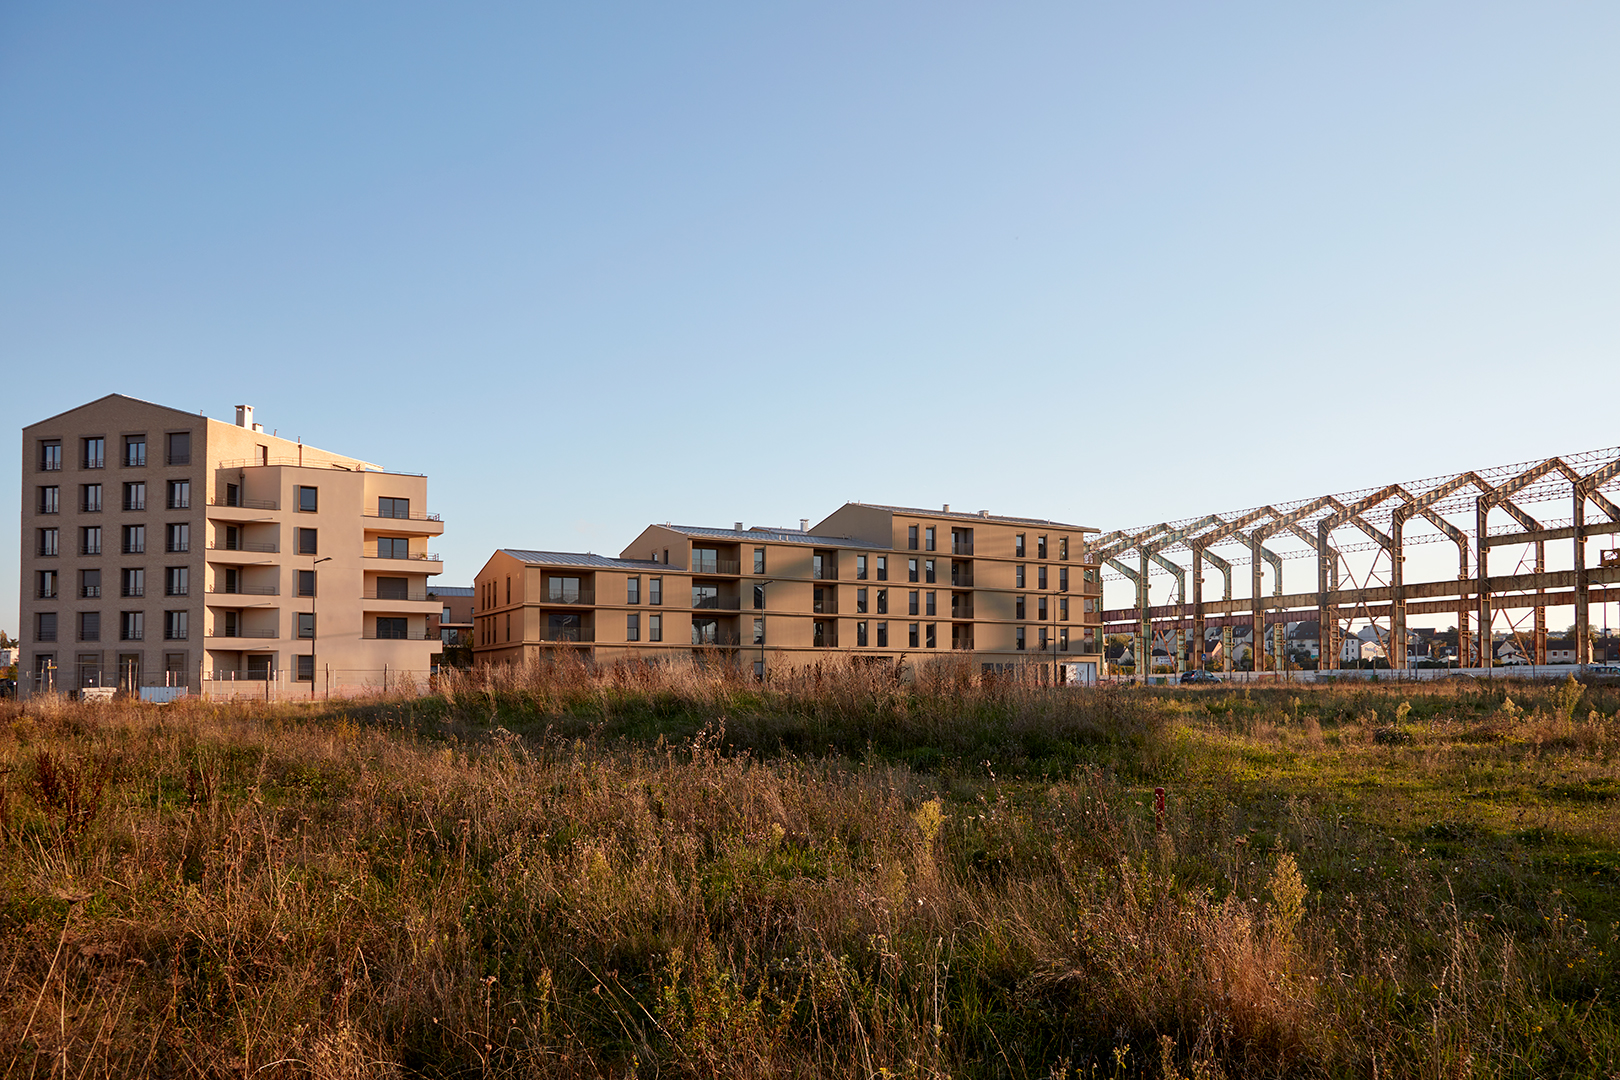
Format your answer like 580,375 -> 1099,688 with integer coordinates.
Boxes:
1180,670 -> 1222,684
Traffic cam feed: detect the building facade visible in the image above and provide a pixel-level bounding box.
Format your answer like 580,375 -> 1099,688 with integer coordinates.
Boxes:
472,503 -> 1104,682
19,395 -> 443,697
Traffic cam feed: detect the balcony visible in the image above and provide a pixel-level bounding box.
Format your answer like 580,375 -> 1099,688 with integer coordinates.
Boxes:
690,559 -> 741,576
950,563 -> 974,587
691,630 -> 741,647
952,541 -> 974,556
207,495 -> 279,510
812,599 -> 838,615
209,584 -> 279,596
692,596 -> 742,610
950,598 -> 974,620
539,627 -> 595,643
362,630 -> 437,641
207,629 -> 279,639
362,590 -> 434,603
363,545 -> 442,562
210,540 -> 279,553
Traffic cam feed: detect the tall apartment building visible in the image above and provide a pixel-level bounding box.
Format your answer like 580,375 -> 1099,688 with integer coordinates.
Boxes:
473,503 -> 1104,682
19,395 -> 443,697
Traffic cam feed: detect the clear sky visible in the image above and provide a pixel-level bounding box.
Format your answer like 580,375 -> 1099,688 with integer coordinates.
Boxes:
4,2 -> 1620,636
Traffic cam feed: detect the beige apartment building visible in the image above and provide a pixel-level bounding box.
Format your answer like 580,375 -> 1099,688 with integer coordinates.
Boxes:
19,394 -> 443,698
473,503 -> 1104,682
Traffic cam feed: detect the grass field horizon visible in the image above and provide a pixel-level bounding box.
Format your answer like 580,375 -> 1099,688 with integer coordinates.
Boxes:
2,661 -> 1616,1077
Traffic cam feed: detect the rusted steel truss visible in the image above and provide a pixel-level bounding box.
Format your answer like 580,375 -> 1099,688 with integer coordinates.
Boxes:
1090,449 -> 1620,672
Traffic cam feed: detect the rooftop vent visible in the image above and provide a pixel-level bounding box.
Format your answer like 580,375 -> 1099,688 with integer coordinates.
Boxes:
235,405 -> 254,429
942,503 -> 950,512
800,518 -> 809,531
735,522 -> 743,531
979,510 -> 990,517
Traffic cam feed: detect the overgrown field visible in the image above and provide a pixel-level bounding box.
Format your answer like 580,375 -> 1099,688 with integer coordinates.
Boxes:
2,662 -> 1617,1078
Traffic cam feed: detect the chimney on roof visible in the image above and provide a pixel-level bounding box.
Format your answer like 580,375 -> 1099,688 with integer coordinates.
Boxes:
235,405 -> 253,429
942,503 -> 950,512
800,518 -> 809,531
979,510 -> 990,517
734,522 -> 743,531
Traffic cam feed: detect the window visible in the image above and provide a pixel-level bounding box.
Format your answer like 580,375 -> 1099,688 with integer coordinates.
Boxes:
123,482 -> 145,510
1038,597 -> 1048,621
925,526 -> 936,551
506,577 -> 511,603
296,655 -> 314,682
649,577 -> 662,605
649,614 -> 662,642
121,525 -> 143,554
549,576 -> 582,602
166,431 -> 190,465
1015,533 -> 1025,557
1059,597 -> 1069,621
1038,566 -> 1048,590
121,568 -> 144,598
692,618 -> 723,646
876,556 -> 887,581
907,525 -> 919,550
1037,536 -> 1047,559
627,576 -> 641,604
1085,568 -> 1097,584
37,612 -> 58,642
908,591 -> 919,616
376,577 -> 409,600
930,591 -> 942,616
925,559 -> 936,584
1015,565 -> 1025,588
627,613 -> 640,641
379,496 -> 412,519
877,589 -> 888,614
378,616 -> 410,640
1016,627 -> 1026,651
123,435 -> 146,467
908,559 -> 919,583
908,623 -> 920,648
80,570 -> 101,598
753,547 -> 766,574
753,617 -> 765,645
298,529 -> 319,555
857,621 -> 868,646
81,484 -> 101,512
1058,537 -> 1068,561
1059,567 -> 1069,592
166,567 -> 189,597
877,621 -> 888,647
856,555 -> 868,580
121,611 -> 144,641
926,623 -> 937,649
292,485 -> 318,513
38,570 -> 58,599
692,547 -> 720,574
79,612 -> 100,641
753,584 -> 765,609
83,526 -> 104,555
166,523 -> 190,553
82,438 -> 104,469
1016,595 -> 1026,619
1038,628 -> 1049,650
39,528 -> 59,556
40,440 -> 62,471
225,483 -> 240,508
1060,628 -> 1070,652
167,480 -> 190,509
856,588 -> 868,613
38,486 -> 59,514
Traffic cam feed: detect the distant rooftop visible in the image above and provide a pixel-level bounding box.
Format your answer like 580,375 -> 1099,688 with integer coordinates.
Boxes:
844,502 -> 1096,532
660,523 -> 888,548
427,586 -> 475,597
500,549 -> 667,570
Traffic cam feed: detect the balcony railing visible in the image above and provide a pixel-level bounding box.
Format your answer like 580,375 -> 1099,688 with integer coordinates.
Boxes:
540,627 -> 595,643
690,559 -> 741,576
539,591 -> 595,606
121,631 -> 144,642
208,495 -> 279,510
692,596 -> 741,610
363,630 -> 436,640
209,540 -> 279,553
366,509 -> 443,522
122,588 -> 145,598
951,566 -> 974,587
81,586 -> 101,598
950,602 -> 974,619
208,629 -> 279,639
363,547 -> 442,561
952,541 -> 974,555
813,567 -> 837,580
362,590 -> 433,602
691,631 -> 741,647
812,601 -> 838,615
209,585 -> 280,596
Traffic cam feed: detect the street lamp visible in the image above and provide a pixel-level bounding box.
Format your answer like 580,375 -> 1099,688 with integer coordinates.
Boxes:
755,580 -> 774,681
309,556 -> 332,699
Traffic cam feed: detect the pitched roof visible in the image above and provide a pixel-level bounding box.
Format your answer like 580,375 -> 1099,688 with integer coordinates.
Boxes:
658,524 -> 888,549
846,502 -> 1095,531
25,393 -> 205,429
427,586 -> 475,597
499,549 -> 666,570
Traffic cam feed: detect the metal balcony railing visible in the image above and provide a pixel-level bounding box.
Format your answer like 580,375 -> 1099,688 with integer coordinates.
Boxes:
364,546 -> 441,561
539,591 -> 594,605
952,541 -> 974,555
690,559 -> 742,576
81,586 -> 101,598
209,585 -> 279,596
362,590 -> 433,602
366,509 -> 443,522
540,627 -> 595,643
209,495 -> 279,510
692,596 -> 741,610
363,630 -> 436,640
813,568 -> 838,580
691,630 -> 741,647
208,629 -> 279,639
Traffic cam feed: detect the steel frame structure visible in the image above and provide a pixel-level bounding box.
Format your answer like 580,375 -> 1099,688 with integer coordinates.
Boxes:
1091,449 -> 1620,674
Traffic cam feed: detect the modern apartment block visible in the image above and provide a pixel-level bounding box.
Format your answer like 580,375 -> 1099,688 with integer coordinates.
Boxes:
19,395 -> 443,697
473,503 -> 1104,682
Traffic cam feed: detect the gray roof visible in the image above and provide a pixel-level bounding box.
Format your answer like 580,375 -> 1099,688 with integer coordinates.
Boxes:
500,549 -> 666,570
427,586 -> 475,597
848,502 -> 1095,531
660,524 -> 888,549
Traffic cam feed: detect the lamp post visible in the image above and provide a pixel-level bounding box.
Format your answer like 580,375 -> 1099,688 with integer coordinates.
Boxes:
756,580 -> 774,681
309,556 -> 332,699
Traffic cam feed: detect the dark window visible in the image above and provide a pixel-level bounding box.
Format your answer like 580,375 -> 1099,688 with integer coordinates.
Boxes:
649,577 -> 662,605
37,570 -> 58,599
376,537 -> 409,559
877,589 -> 888,614
123,435 -> 146,467
166,523 -> 190,553
1059,567 -> 1069,592
875,556 -> 887,581
549,577 -> 582,602
37,612 -> 58,642
1038,627 -> 1049,650
753,584 -> 765,609
121,525 -> 143,554
375,617 -> 406,640
1058,537 -> 1068,560
908,623 -> 920,648
1059,597 -> 1069,621
857,621 -> 868,646
165,611 -> 188,640
907,525 -> 919,550
40,440 -> 62,471
1016,627 -> 1026,651
1038,566 -> 1048,590
1038,596 -> 1048,621
82,438 -> 104,469
926,623 -> 936,649
877,621 -> 888,647
1015,534 -> 1026,557
298,486 -> 318,513
627,613 -> 640,641
165,567 -> 188,597
753,547 -> 765,574
753,617 -> 765,645
925,526 -> 935,551
1060,628 -> 1070,652
225,483 -> 240,507
925,559 -> 936,584
627,576 -> 640,604
81,484 -> 101,512
376,577 -> 409,600
38,528 -> 59,556
123,482 -> 145,510
296,655 -> 314,682
926,591 -> 937,616
1037,536 -> 1047,559
908,559 -> 918,583
38,486 -> 59,514
167,480 -> 190,509
121,611 -> 143,641
299,613 -> 317,639
121,568 -> 144,598
1015,565 -> 1026,588
83,527 -> 103,555
379,497 -> 412,519
298,529 -> 319,555
856,588 -> 868,613
649,614 -> 662,642
908,591 -> 919,616
79,611 -> 100,641
166,431 -> 190,465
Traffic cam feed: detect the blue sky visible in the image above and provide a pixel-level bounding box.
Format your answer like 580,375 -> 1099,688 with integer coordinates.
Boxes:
4,2 -> 1620,635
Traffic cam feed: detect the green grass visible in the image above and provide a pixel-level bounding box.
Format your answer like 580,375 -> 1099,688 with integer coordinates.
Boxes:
1,663 -> 1617,1078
